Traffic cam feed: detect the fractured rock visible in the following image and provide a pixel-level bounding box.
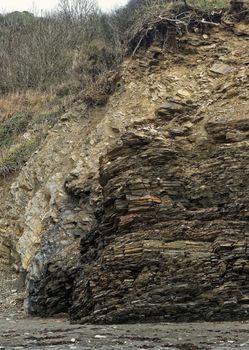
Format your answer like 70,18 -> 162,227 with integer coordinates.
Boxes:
156,100 -> 194,121
69,118 -> 249,323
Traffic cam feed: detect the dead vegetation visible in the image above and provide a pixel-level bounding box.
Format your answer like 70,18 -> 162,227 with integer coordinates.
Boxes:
0,90 -> 56,123
79,70 -> 121,106
0,0 -> 246,98
125,0 -> 241,55
127,9 -> 223,55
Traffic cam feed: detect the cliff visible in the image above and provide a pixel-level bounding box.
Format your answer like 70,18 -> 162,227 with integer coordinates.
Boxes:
1,10 -> 249,323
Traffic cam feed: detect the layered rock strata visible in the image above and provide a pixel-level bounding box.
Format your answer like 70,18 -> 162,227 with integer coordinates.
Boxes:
4,23 -> 249,322
69,118 -> 249,323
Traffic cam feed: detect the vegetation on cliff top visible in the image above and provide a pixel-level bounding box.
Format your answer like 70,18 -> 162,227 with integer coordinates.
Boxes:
0,0 -> 233,94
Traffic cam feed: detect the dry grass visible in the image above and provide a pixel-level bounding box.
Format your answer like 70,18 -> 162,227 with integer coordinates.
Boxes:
0,87 -> 62,178
0,138 -> 40,177
188,0 -> 229,9
0,90 -> 56,123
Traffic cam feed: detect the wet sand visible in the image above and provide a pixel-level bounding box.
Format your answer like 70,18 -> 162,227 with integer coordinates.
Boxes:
1,314 -> 249,350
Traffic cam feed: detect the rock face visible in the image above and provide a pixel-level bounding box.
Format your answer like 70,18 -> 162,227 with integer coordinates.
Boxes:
1,21 -> 249,323
68,115 -> 249,323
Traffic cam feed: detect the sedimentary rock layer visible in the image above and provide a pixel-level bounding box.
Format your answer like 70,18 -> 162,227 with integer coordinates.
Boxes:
23,23 -> 249,322
68,118 -> 249,323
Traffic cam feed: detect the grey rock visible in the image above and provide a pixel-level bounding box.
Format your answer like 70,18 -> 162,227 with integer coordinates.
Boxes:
210,63 -> 234,75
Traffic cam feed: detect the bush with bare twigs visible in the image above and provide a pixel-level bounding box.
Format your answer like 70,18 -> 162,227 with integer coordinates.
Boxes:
0,0 -> 122,94
0,0 -> 245,95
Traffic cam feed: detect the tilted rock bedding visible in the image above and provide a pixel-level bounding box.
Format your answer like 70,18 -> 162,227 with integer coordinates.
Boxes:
71,119 -> 249,322
1,18 -> 249,322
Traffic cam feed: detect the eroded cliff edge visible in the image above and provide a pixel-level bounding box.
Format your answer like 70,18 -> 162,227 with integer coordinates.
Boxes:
1,13 -> 249,322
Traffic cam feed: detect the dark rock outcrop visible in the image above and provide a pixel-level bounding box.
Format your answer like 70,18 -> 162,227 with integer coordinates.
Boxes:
68,118 -> 249,323
26,113 -> 249,322
25,225 -> 79,316
25,190 -> 97,316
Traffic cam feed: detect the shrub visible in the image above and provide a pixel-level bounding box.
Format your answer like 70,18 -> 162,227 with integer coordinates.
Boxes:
0,113 -> 30,147
0,1 -> 123,94
31,111 -> 61,128
80,70 -> 121,106
0,138 -> 40,176
0,0 -> 235,97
